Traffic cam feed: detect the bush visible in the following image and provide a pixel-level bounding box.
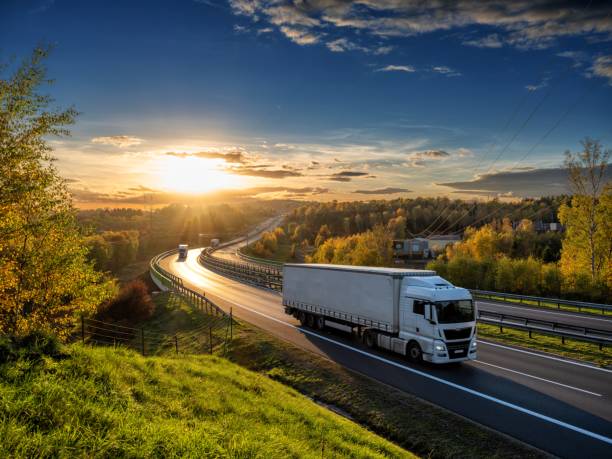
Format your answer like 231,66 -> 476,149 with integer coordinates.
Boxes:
0,331 -> 63,364
96,280 -> 154,325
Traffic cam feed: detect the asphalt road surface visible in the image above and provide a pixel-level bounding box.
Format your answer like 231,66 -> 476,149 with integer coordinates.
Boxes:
160,247 -> 612,458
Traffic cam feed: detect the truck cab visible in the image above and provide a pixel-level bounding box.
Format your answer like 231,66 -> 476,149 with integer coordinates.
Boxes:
178,244 -> 188,260
399,275 -> 477,363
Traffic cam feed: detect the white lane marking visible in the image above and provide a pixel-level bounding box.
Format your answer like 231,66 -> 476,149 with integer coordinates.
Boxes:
227,301 -> 612,445
478,340 -> 612,374
474,361 -> 602,396
477,301 -> 612,323
170,254 -> 612,444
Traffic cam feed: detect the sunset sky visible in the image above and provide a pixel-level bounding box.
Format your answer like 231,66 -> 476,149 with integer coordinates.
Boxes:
2,0 -> 612,206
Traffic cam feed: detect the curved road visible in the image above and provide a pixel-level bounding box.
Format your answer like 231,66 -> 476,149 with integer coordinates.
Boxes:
160,247 -> 612,458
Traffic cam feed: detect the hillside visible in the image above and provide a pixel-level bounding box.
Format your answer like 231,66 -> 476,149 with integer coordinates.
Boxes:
0,344 -> 412,458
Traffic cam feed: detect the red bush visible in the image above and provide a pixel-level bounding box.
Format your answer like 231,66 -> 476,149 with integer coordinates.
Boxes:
97,280 -> 154,324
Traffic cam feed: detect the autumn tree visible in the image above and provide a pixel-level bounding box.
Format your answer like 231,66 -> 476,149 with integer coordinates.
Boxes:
0,47 -> 115,339
558,138 -> 611,290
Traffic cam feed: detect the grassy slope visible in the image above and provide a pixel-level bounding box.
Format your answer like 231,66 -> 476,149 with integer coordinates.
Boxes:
227,325 -> 545,459
0,345 -> 412,458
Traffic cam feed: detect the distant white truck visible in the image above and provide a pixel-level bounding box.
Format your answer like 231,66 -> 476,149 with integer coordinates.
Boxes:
282,264 -> 477,364
178,244 -> 189,259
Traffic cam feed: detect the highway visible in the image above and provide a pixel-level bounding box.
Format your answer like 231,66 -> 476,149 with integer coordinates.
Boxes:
159,246 -> 612,458
215,220 -> 612,334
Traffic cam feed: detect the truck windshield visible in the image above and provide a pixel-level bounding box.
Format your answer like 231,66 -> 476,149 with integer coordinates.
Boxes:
434,300 -> 474,324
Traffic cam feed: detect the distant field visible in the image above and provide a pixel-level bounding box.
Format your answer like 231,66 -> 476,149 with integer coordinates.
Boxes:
0,345 -> 412,458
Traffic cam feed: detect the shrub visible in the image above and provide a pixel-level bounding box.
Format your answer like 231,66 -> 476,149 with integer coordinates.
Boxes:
0,331 -> 63,364
96,280 -> 154,325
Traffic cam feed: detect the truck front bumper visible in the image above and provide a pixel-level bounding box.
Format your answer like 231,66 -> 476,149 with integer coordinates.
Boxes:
425,352 -> 477,364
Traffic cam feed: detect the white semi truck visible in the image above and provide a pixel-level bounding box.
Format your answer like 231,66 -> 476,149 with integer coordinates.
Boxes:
282,264 -> 477,364
178,244 -> 189,259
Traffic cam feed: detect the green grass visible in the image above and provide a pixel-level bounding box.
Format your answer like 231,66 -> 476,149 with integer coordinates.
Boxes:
477,323 -> 612,367
0,345 -> 412,458
475,294 -> 612,317
226,325 -> 546,459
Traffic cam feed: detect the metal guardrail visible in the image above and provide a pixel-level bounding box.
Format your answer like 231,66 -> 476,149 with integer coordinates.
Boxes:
199,248 -> 283,291
236,248 -> 284,268
472,289 -> 612,315
198,250 -> 611,349
478,309 -> 612,349
149,250 -> 234,353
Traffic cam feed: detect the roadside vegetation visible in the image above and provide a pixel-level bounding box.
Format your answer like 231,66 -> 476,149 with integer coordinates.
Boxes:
0,343 -> 411,458
477,324 -> 612,367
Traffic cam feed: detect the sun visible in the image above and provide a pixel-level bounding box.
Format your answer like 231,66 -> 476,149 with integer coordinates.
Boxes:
156,155 -> 242,193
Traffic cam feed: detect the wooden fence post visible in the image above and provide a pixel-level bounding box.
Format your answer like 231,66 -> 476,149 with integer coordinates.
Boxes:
175,335 -> 178,354
230,308 -> 233,340
141,328 -> 145,356
209,326 -> 213,354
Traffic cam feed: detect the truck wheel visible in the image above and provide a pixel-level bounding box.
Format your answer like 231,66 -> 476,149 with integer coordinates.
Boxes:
407,342 -> 423,363
298,312 -> 307,326
364,330 -> 377,349
315,316 -> 325,330
306,313 -> 315,328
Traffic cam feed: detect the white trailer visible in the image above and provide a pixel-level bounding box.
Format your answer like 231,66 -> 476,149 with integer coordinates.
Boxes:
282,264 -> 477,364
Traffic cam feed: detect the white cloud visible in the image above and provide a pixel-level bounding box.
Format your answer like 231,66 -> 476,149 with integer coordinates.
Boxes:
456,148 -> 473,157
233,24 -> 248,33
432,66 -> 461,77
228,1 -> 612,53
463,34 -> 503,48
326,38 -> 362,53
279,26 -> 320,45
372,45 -> 394,55
91,136 -> 143,148
590,55 -> 612,85
525,76 -> 550,91
326,38 -> 394,54
376,64 -> 415,73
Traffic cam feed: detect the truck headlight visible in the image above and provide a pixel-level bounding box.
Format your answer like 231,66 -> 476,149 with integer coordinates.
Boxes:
471,341 -> 477,349
434,341 -> 446,352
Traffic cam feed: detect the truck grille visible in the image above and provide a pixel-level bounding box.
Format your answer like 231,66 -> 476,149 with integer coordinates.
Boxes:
446,340 -> 470,359
444,327 -> 472,340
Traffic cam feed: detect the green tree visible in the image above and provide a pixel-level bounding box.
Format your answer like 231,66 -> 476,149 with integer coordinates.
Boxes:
0,48 -> 115,339
558,138 -> 611,290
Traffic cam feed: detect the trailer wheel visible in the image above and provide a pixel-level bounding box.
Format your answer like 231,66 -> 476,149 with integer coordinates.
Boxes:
407,341 -> 423,363
364,330 -> 377,349
306,313 -> 315,328
315,316 -> 325,330
298,311 -> 307,326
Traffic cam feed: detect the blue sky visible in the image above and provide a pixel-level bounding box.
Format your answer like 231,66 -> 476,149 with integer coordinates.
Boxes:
2,0 -> 611,205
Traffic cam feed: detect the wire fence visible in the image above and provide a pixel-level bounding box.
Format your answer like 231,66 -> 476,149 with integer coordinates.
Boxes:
80,249 -> 235,356
81,310 -> 232,356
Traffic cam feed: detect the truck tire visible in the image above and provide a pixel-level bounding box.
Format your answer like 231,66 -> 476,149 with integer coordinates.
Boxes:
407,341 -> 423,363
306,313 -> 316,328
364,330 -> 377,349
298,311 -> 307,326
315,316 -> 325,330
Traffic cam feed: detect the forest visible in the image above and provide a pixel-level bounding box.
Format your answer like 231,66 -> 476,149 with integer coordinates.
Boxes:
247,142 -> 611,303
80,201 -> 294,274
